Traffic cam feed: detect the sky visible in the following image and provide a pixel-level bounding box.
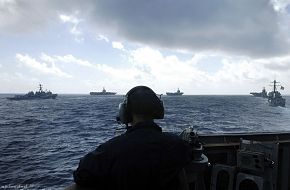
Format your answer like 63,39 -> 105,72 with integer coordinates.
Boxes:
1,0 -> 290,95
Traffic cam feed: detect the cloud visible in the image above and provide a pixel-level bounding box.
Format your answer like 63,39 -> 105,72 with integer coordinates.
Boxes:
96,34 -> 109,42
59,13 -> 84,42
112,41 -> 125,50
255,55 -> 290,71
271,0 -> 290,12
11,48 -> 290,94
54,54 -> 95,67
127,47 -> 289,94
128,47 -> 213,91
88,0 -> 290,58
2,0 -> 290,57
0,0 -> 90,35
0,0 -> 57,34
37,54 -> 140,81
16,54 -> 72,78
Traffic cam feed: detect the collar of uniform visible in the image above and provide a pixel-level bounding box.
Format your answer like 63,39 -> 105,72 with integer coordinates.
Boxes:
126,121 -> 162,133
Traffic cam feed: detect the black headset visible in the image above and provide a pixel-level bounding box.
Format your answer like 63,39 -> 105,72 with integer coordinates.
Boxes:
117,86 -> 164,125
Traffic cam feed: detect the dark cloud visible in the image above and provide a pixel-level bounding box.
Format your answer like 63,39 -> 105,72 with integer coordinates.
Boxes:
1,0 -> 289,57
87,0 -> 289,57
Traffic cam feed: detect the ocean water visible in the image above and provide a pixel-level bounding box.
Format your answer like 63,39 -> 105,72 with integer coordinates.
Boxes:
1,95 -> 290,189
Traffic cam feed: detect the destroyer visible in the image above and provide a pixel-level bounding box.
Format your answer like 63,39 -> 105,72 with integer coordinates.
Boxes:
166,88 -> 184,96
268,80 -> 286,107
90,87 -> 116,95
7,84 -> 57,100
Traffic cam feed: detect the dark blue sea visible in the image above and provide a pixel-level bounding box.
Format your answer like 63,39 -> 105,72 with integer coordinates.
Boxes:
1,95 -> 290,189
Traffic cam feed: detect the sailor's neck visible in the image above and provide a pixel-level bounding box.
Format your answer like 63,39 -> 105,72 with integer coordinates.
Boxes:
131,115 -> 154,127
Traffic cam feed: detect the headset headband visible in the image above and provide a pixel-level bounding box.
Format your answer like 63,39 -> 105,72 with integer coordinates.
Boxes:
117,86 -> 164,124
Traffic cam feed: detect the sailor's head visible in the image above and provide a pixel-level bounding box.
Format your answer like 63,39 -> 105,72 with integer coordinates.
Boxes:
118,86 -> 164,125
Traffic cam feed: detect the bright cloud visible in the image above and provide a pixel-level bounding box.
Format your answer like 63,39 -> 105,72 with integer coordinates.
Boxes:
97,34 -> 109,42
8,46 -> 290,94
127,47 -> 288,94
59,13 -> 83,42
23,53 -> 141,83
112,41 -> 125,50
55,54 -> 95,68
16,54 -> 72,78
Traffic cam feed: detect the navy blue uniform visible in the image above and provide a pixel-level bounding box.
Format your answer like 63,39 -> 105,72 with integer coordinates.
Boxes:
73,121 -> 191,190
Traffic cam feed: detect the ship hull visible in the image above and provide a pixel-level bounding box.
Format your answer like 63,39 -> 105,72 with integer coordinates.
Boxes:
166,92 -> 184,96
268,98 -> 286,107
250,92 -> 268,98
7,94 -> 57,100
90,92 -> 116,95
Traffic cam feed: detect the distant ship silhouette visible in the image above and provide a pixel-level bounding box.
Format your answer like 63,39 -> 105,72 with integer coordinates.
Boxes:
7,84 -> 57,100
90,87 -> 116,95
166,88 -> 184,96
250,87 -> 268,98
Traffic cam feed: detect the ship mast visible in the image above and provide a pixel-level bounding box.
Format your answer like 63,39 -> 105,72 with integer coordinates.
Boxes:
39,84 -> 43,92
270,80 -> 280,93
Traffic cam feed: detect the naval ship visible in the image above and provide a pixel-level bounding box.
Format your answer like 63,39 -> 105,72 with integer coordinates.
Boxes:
90,87 -> 116,95
166,88 -> 184,96
7,84 -> 57,100
268,80 -> 286,107
250,87 -> 268,98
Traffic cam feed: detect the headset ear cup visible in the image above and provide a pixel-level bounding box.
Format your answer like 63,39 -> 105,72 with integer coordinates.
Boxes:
118,102 -> 128,124
118,102 -> 133,124
160,100 -> 164,119
154,100 -> 164,119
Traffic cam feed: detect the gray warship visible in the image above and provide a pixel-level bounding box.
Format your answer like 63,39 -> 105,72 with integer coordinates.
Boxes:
250,87 -> 268,98
166,88 -> 184,96
7,84 -> 57,100
90,87 -> 116,95
268,80 -> 286,107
